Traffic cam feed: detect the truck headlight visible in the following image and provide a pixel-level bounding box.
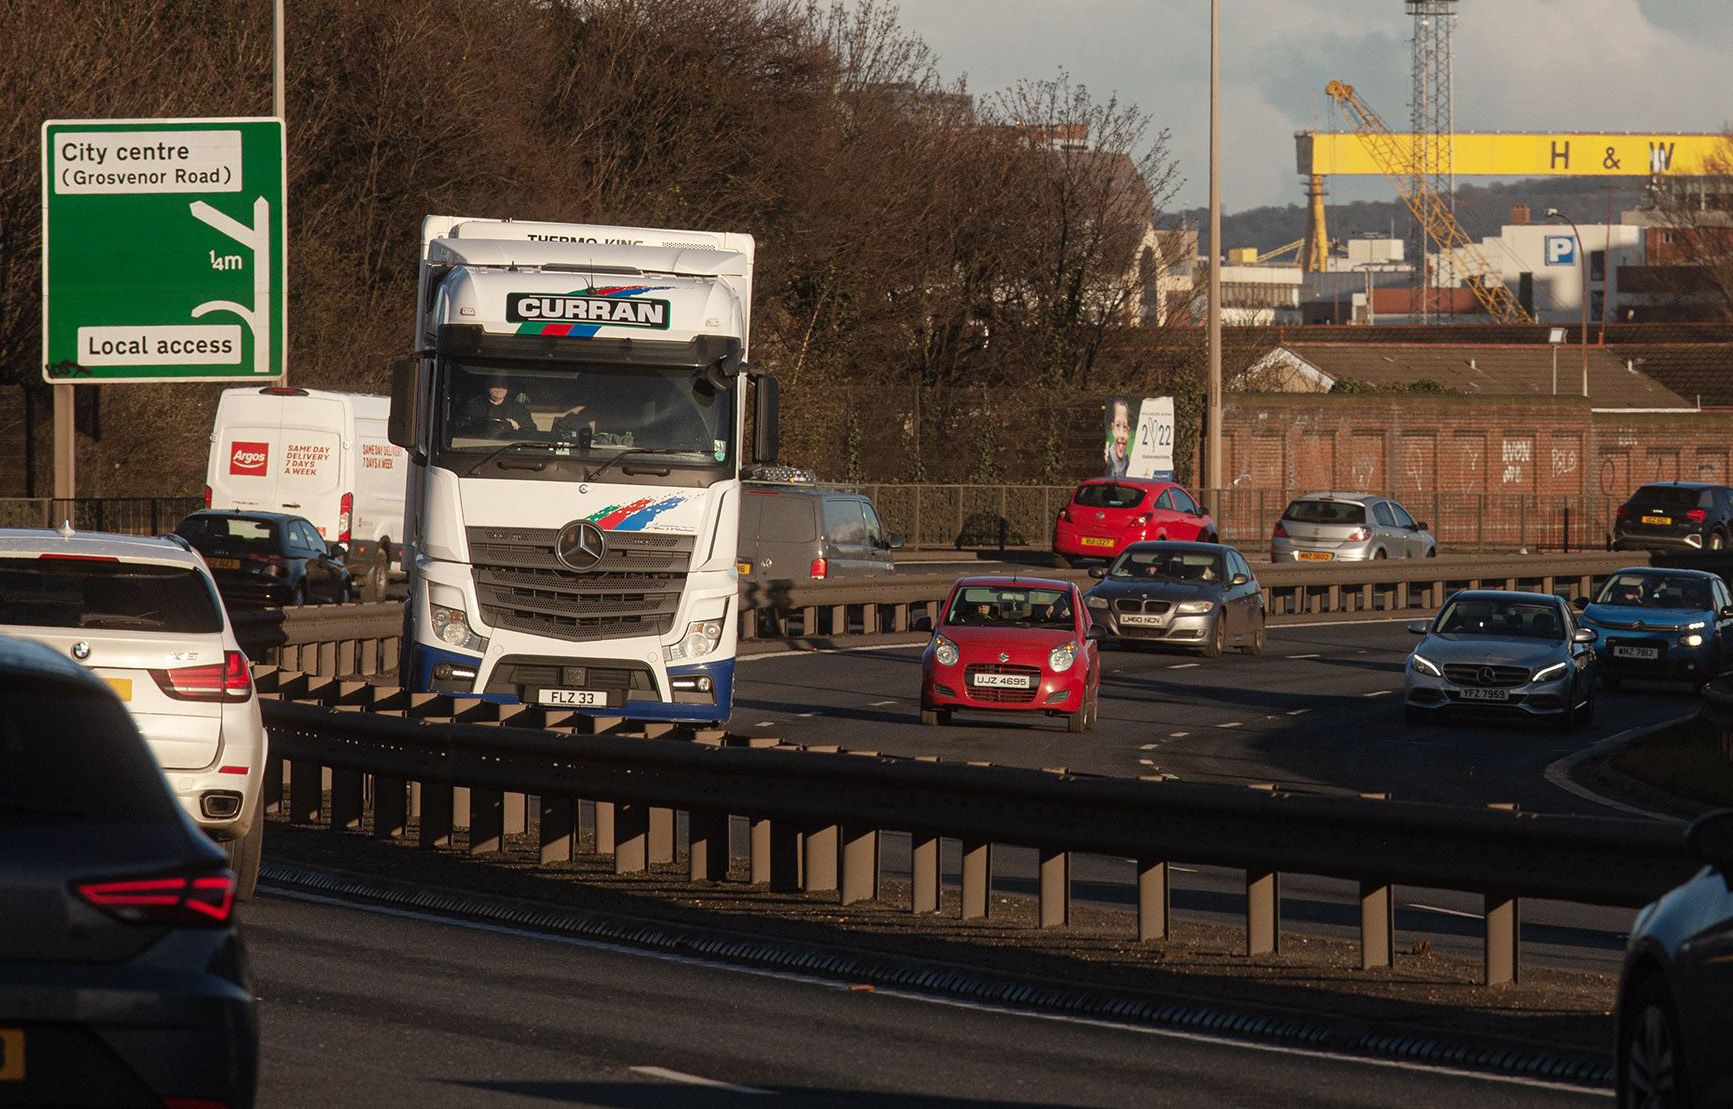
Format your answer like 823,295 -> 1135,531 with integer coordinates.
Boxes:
665,619 -> 725,662
430,603 -> 486,653
933,635 -> 959,667
1175,600 -> 1214,614
1048,642 -> 1077,673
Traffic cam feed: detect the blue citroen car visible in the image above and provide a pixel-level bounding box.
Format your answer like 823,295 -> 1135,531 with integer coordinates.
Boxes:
1574,567 -> 1733,690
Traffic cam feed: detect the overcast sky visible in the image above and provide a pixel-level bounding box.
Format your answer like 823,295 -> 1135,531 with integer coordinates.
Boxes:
893,0 -> 1733,213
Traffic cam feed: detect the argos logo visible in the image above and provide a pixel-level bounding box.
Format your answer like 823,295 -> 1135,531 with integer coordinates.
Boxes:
229,441 -> 269,477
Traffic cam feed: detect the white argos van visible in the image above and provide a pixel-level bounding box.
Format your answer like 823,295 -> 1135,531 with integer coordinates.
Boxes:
205,387 -> 406,600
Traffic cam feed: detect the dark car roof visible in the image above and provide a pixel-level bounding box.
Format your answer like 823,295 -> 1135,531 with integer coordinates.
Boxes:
1606,565 -> 1720,580
951,575 -> 1075,590
1630,481 -> 1727,491
1118,540 -> 1234,555
178,509 -> 307,525
1445,589 -> 1564,605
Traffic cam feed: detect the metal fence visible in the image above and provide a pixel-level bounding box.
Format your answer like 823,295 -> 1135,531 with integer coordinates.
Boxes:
0,496 -> 203,536
850,484 -> 1622,555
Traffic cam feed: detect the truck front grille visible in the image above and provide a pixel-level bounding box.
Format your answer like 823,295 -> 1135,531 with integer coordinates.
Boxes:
467,526 -> 695,643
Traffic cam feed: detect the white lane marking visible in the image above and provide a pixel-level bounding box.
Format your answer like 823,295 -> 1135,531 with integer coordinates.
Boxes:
629,1066 -> 771,1095
1169,663 -> 1200,670
1169,732 -> 1190,738
1362,690 -> 1394,698
1139,743 -> 1160,750
754,721 -> 777,727
1406,903 -> 1483,921
797,712 -> 818,718
266,886 -> 1604,1098
1286,709 -> 1310,716
869,699 -> 898,706
1139,758 -> 1156,766
1543,715 -> 1696,821
1216,721 -> 1243,729
1286,653 -> 1321,659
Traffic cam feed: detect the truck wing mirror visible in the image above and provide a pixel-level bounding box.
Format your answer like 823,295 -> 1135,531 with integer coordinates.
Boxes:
752,373 -> 780,465
388,356 -> 422,457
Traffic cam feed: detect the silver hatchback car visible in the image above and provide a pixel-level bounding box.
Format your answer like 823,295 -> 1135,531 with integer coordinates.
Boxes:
1270,492 -> 1436,562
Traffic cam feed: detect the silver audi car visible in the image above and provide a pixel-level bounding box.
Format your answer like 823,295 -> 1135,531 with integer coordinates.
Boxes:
1271,492 -> 1436,562
1403,590 -> 1597,727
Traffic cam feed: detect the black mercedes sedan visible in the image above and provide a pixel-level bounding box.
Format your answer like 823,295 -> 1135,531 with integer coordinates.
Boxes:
0,636 -> 258,1106
1081,540 -> 1265,657
175,509 -> 354,608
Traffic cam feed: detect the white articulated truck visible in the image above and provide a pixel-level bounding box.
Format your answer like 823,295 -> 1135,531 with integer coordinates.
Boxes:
388,217 -> 778,725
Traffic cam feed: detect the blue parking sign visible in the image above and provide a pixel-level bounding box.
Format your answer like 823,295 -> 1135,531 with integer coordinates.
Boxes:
1544,234 -> 1577,266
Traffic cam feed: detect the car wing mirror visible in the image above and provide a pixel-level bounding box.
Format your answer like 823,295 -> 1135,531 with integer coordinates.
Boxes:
1406,620 -> 1429,635
886,533 -> 906,550
1721,604 -> 1733,619
1687,809 -> 1733,870
1231,573 -> 1249,586
1089,566 -> 1106,579
1572,627 -> 1596,644
1571,595 -> 1589,611
1085,625 -> 1106,641
912,615 -> 933,633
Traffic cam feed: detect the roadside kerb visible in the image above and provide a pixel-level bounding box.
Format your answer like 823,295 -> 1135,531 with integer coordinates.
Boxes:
259,687 -> 1696,986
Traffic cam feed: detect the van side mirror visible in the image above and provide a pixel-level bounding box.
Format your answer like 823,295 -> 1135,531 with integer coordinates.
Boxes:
388,356 -> 421,455
752,373 -> 780,464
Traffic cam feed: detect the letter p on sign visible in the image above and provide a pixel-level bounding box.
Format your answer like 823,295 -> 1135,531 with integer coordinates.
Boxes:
1545,235 -> 1577,266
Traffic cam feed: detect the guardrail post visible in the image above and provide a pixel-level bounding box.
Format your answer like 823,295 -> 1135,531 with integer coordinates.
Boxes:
614,803 -> 648,874
1039,848 -> 1070,928
372,775 -> 408,840
771,823 -> 802,891
469,788 -> 504,855
329,768 -> 363,832
1484,893 -> 1519,986
840,825 -> 878,905
539,796 -> 575,864
1360,881 -> 1394,969
911,834 -> 940,914
804,824 -> 839,892
961,840 -> 991,920
504,793 -> 527,837
288,759 -> 322,824
688,809 -> 729,881
419,785 -> 454,849
649,807 -> 675,866
1137,859 -> 1169,942
750,816 -> 772,884
595,802 -> 616,855
1246,869 -> 1279,955
262,754 -> 283,817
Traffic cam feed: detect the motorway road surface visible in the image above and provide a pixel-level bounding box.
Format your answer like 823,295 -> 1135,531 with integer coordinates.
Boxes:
732,618 -> 1693,813
729,619 -> 1691,976
250,891 -> 1602,1107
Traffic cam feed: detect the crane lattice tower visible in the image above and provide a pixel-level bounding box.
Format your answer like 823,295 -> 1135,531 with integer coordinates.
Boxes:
1408,0 -> 1456,320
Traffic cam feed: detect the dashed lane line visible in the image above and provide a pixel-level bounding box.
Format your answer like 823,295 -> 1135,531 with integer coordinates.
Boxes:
629,1066 -> 772,1095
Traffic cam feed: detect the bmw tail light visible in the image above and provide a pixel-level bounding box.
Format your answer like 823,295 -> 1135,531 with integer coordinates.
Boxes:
1272,522 -> 1289,538
76,871 -> 237,927
202,484 -> 212,509
1688,509 -> 1707,523
338,492 -> 353,544
809,557 -> 828,580
151,650 -> 252,702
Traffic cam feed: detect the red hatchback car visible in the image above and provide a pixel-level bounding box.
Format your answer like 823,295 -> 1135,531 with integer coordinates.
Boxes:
920,576 -> 1101,732
1052,479 -> 1216,567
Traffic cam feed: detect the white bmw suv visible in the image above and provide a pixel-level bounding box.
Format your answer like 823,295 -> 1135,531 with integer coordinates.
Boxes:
0,528 -> 269,896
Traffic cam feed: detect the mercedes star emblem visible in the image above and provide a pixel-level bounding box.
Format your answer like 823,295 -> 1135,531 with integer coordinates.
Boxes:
554,520 -> 607,572
71,641 -> 91,661
1478,666 -> 1497,685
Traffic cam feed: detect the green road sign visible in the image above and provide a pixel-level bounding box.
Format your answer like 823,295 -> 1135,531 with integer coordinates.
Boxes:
42,118 -> 286,384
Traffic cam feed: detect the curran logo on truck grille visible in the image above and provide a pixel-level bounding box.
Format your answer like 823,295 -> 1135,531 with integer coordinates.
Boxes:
229,441 -> 268,477
507,291 -> 670,329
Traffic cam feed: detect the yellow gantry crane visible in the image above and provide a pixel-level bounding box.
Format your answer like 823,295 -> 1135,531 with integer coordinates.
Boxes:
1324,79 -> 1532,324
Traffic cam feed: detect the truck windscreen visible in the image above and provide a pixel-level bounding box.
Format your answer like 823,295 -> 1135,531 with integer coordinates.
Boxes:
434,358 -> 734,477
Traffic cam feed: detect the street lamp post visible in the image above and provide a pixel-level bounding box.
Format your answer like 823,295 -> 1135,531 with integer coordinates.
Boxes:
1543,208 -> 1589,398
1205,0 -> 1222,492
1547,326 -> 1566,395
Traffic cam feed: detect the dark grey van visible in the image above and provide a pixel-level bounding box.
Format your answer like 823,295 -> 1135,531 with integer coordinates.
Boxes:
738,484 -> 902,582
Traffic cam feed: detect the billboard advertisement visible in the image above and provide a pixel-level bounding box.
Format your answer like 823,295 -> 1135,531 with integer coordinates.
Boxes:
1104,396 -> 1174,480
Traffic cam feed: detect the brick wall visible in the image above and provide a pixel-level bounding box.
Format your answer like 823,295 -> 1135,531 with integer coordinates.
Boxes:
1222,394 -> 1733,499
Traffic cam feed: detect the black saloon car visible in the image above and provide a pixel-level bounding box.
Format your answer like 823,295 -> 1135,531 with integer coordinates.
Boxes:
175,510 -> 353,607
1618,809 -> 1733,1106
1614,482 -> 1733,552
0,636 -> 257,1106
1082,541 -> 1265,657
